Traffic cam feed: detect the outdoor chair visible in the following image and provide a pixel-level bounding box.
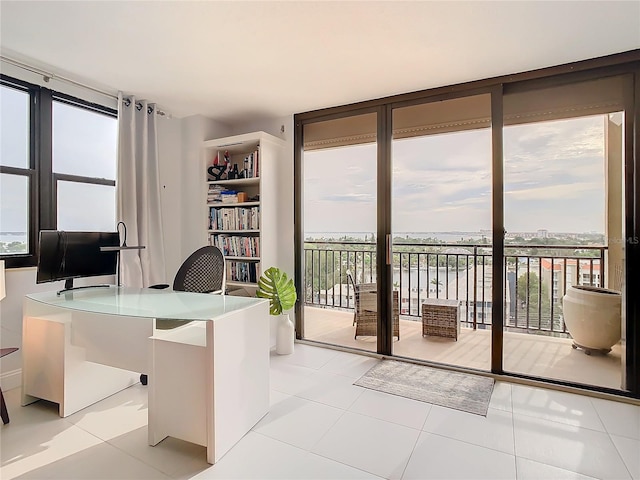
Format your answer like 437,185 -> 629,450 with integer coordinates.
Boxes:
347,274 -> 400,340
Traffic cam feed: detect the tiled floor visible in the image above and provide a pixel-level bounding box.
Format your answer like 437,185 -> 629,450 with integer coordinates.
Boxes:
1,343 -> 638,479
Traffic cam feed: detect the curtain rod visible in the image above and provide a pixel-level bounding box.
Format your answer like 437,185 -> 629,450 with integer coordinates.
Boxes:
1,55 -> 169,116
1,54 -> 118,100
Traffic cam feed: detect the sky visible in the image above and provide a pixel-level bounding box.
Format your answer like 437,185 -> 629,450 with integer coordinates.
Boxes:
0,84 -> 117,234
304,114 -> 614,235
0,84 -> 618,237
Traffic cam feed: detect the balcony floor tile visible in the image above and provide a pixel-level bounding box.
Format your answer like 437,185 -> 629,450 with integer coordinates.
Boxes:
303,306 -> 623,390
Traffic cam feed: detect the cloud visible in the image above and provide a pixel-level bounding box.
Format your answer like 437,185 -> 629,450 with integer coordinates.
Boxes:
506,182 -> 602,201
323,193 -> 374,203
304,113 -> 611,234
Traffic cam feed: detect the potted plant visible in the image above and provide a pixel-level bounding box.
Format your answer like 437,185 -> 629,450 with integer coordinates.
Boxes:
256,267 -> 297,354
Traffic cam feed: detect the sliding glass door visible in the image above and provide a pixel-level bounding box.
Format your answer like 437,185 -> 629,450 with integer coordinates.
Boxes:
300,111 -> 380,353
390,94 -> 493,371
502,75 -> 631,390
295,58 -> 639,397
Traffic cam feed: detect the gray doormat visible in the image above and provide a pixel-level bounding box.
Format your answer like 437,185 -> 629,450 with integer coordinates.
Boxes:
354,359 -> 495,416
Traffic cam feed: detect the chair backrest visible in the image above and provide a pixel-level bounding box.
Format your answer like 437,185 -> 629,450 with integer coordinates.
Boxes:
355,283 -> 378,313
172,246 -> 226,294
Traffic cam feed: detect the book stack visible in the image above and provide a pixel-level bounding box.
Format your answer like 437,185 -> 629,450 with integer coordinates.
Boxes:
209,206 -> 260,230
242,149 -> 259,179
220,191 -> 238,203
226,261 -> 260,283
210,235 -> 260,257
207,185 -> 227,204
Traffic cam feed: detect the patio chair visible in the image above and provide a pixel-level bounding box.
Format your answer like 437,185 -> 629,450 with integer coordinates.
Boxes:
347,274 -> 400,340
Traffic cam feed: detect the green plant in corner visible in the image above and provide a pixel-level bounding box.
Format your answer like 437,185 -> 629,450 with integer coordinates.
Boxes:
256,267 -> 297,315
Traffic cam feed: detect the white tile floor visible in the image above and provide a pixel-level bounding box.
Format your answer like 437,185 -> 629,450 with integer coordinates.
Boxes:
1,343 -> 638,480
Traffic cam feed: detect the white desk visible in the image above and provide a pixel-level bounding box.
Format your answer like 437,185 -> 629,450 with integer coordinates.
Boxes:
21,286 -> 270,464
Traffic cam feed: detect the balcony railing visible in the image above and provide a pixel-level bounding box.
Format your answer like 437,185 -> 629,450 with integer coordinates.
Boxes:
304,240 -> 607,337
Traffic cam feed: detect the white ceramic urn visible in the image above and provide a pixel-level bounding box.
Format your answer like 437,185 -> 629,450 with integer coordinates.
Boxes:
562,285 -> 621,353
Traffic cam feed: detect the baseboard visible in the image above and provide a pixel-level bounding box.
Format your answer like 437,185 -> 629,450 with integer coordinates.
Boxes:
1,368 -> 21,392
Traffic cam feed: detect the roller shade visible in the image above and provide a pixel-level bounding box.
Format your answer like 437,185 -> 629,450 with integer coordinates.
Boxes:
503,75 -> 625,126
303,75 -> 626,151
303,113 -> 377,151
393,94 -> 491,140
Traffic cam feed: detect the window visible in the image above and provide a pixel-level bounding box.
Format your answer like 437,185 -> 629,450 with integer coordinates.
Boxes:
0,76 -> 117,267
52,98 -> 117,231
0,81 -> 33,260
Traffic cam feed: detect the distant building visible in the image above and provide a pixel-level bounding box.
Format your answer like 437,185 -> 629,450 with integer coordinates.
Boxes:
319,283 -> 354,308
448,265 -> 510,327
540,258 -> 602,302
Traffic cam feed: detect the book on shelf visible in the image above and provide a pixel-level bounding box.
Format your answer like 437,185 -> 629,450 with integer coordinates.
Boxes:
210,234 -> 260,258
239,148 -> 259,179
207,184 -> 228,203
209,206 -> 260,230
226,261 -> 260,284
210,147 -> 260,180
220,191 -> 238,203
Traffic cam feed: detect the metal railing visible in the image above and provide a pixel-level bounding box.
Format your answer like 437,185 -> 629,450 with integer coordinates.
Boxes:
304,240 -> 607,337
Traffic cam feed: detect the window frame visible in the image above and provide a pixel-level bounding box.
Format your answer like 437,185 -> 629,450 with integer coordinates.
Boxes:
294,51 -> 640,397
0,75 -> 117,268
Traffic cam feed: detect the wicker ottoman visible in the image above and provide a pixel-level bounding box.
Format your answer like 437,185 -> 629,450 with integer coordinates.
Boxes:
422,299 -> 460,340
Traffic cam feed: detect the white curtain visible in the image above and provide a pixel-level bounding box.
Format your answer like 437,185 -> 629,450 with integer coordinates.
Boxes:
117,93 -> 166,287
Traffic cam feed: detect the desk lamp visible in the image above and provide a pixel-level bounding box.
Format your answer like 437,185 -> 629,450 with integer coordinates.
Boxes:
100,222 -> 145,286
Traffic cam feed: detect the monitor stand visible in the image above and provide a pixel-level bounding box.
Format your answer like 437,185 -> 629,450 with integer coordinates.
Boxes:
56,279 -> 111,296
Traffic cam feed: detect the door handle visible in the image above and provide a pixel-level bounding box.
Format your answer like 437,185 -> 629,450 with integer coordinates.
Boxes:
386,234 -> 391,265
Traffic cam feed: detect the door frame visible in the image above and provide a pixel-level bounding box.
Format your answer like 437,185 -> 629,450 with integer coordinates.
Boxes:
294,50 -> 640,397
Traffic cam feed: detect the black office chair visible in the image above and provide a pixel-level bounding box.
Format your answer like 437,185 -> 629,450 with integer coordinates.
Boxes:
141,246 -> 225,385
151,244 -> 226,305
171,245 -> 226,294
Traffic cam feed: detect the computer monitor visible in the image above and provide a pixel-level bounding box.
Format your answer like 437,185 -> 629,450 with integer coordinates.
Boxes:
36,231 -> 120,294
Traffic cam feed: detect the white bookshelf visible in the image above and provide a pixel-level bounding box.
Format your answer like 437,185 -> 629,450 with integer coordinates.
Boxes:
203,131 -> 285,294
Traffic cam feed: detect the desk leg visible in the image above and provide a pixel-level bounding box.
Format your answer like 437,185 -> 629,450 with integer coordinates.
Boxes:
207,306 -> 270,463
147,324 -> 207,449
147,303 -> 270,464
22,311 -> 142,417
206,320 -> 215,464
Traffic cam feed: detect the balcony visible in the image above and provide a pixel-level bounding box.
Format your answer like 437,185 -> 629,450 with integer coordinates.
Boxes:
303,240 -> 622,391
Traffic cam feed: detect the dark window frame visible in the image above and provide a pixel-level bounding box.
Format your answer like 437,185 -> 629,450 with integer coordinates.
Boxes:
294,49 -> 640,398
0,75 -> 117,268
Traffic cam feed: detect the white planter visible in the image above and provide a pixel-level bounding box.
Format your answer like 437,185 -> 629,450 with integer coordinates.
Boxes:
275,313 -> 294,355
562,285 -> 621,354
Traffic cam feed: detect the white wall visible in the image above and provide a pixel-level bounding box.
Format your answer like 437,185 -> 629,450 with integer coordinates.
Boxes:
180,115 -> 232,261
227,117 -> 295,335
157,113 -> 234,276
230,117 -> 295,281
172,115 -> 294,278
0,68 -> 295,384
156,115 -> 184,282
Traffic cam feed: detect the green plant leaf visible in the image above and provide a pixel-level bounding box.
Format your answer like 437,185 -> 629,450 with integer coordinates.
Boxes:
256,266 -> 297,315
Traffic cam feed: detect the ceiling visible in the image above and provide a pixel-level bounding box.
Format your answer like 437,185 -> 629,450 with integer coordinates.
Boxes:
1,1 -> 639,124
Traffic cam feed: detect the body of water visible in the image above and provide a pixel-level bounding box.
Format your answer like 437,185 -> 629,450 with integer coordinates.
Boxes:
306,232 -> 484,243
0,232 -> 27,244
